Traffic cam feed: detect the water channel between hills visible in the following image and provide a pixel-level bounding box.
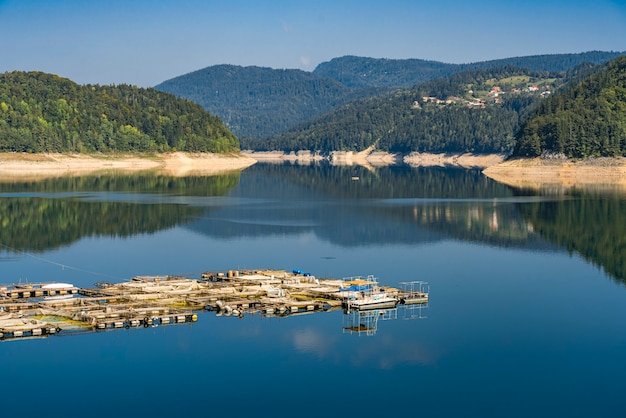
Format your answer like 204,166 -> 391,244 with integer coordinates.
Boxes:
1,162 -> 625,418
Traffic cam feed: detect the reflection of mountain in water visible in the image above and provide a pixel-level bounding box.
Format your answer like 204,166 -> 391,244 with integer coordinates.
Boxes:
0,174 -> 240,252
5,165 -> 621,282
185,164 -> 551,249
517,188 -> 626,282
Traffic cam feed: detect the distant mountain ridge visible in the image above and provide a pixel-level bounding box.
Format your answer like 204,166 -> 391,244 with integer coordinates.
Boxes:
314,51 -> 626,88
155,51 -> 624,142
155,65 -> 380,140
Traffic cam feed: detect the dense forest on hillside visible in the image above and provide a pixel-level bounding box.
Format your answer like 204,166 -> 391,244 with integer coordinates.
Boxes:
155,65 -> 380,140
156,52 -> 623,142
312,51 -> 624,89
513,55 -> 626,158
0,71 -> 239,153
519,189 -> 626,282
248,66 -> 561,153
312,56 -> 457,88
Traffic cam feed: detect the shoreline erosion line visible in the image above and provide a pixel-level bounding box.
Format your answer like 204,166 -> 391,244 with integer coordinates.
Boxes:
0,151 -> 625,188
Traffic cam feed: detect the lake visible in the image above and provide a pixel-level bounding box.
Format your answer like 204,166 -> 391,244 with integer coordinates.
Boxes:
1,163 -> 625,417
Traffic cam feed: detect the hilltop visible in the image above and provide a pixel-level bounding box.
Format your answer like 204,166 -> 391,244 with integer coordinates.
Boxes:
0,71 -> 239,154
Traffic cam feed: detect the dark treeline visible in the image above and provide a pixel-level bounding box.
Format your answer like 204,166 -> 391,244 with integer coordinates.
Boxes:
0,71 -> 239,153
513,55 -> 626,158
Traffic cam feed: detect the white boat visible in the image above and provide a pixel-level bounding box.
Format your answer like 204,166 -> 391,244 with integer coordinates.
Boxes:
341,275 -> 397,311
345,292 -> 397,310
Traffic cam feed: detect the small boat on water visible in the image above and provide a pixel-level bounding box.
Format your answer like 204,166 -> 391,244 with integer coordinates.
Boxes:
341,275 -> 397,311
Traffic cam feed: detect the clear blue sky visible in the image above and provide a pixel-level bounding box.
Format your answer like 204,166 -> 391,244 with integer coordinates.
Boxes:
1,0 -> 625,87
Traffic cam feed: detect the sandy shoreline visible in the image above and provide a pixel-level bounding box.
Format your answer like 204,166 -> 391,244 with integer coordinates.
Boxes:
482,157 -> 626,190
2,151 -> 625,190
0,152 -> 257,180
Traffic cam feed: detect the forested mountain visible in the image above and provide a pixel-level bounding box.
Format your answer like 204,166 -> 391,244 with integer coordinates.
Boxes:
249,66 -> 565,153
312,56 -> 456,88
312,51 -> 624,89
155,65 -> 380,140
513,55 -> 626,158
0,71 -> 239,153
155,51 -> 622,143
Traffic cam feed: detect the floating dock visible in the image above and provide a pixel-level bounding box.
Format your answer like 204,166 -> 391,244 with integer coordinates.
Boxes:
0,270 -> 428,341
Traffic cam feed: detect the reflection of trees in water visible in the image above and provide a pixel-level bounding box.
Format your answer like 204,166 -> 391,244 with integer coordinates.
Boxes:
189,163 -> 546,249
4,166 -> 623,284
236,163 -> 514,200
0,198 -> 200,252
518,189 -> 626,282
0,174 -> 240,196
0,173 -> 240,253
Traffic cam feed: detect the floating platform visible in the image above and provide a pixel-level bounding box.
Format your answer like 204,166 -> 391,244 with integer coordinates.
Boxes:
0,270 -> 428,341
1,282 -> 78,299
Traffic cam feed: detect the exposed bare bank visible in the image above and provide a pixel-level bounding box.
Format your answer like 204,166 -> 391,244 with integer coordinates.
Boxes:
4,151 -> 625,190
0,152 -> 257,180
483,157 -> 626,190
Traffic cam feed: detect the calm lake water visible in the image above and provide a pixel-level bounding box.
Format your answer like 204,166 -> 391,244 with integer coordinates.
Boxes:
1,163 -> 626,417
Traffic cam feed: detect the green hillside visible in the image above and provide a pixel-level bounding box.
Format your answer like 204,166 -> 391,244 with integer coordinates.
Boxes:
154,65 -> 379,140
155,52 -> 622,143
252,66 -> 565,154
513,55 -> 626,158
0,71 -> 239,153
